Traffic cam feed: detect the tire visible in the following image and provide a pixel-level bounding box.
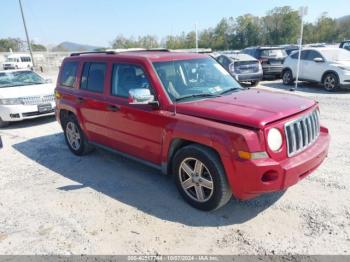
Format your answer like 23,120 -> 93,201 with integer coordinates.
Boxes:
282,69 -> 294,85
172,144 -> 232,211
323,72 -> 340,92
63,114 -> 94,156
250,81 -> 259,87
0,118 -> 9,128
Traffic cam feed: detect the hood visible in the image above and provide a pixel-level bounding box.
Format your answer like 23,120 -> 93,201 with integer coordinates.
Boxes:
0,83 -> 55,99
331,60 -> 350,68
176,89 -> 316,128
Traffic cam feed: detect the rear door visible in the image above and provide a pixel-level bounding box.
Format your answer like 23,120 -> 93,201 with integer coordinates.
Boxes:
76,61 -> 111,145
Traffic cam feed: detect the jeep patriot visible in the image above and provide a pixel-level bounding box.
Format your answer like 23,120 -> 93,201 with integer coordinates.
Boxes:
55,50 -> 330,211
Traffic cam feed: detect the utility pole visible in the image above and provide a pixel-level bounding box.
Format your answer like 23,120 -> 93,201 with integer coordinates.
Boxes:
195,23 -> 198,53
291,6 -> 308,91
19,0 -> 35,67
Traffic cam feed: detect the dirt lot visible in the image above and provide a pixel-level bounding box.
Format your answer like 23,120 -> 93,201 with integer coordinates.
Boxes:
0,79 -> 349,255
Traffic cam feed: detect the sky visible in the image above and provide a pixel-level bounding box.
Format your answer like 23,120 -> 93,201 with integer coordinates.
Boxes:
1,0 -> 349,47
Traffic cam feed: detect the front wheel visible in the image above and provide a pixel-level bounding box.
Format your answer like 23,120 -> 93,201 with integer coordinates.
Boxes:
323,73 -> 339,92
173,144 -> 232,211
63,115 -> 94,156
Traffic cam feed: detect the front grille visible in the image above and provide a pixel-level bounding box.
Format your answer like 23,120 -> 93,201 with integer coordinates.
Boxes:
20,95 -> 55,105
285,109 -> 320,157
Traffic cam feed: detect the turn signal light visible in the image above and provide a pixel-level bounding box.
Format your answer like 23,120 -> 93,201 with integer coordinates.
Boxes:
238,151 -> 268,160
54,90 -> 62,99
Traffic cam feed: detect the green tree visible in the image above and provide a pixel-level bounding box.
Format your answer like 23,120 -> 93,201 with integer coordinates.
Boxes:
31,42 -> 47,51
0,38 -> 24,52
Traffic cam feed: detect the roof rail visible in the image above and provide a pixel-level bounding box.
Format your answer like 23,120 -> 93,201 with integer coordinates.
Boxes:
70,51 -> 116,56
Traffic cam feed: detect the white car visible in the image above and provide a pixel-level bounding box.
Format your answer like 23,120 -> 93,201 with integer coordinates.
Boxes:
0,70 -> 55,127
2,54 -> 33,70
282,47 -> 350,91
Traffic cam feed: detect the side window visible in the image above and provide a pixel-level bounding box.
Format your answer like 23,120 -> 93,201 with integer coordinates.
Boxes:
60,61 -> 78,88
291,52 -> 299,59
343,42 -> 350,50
80,62 -> 106,93
111,64 -> 151,98
21,57 -> 25,62
306,50 -> 322,61
300,50 -> 308,60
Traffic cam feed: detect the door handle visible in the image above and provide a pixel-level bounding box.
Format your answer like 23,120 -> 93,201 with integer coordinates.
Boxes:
76,97 -> 84,103
106,104 -> 120,112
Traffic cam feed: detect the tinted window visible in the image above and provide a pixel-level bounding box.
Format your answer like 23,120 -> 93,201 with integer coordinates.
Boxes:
300,50 -> 308,60
343,42 -> 350,50
306,50 -> 323,61
111,64 -> 151,98
291,52 -> 299,59
259,49 -> 287,57
80,62 -> 106,93
60,62 -> 78,87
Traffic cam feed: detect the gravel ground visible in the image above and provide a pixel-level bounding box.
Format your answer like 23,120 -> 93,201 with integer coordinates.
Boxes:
0,79 -> 349,255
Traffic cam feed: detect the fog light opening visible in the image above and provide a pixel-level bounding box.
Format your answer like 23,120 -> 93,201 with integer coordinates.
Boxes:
261,171 -> 279,183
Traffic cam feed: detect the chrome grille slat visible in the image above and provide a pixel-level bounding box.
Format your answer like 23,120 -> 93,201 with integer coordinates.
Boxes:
285,109 -> 320,157
20,95 -> 55,105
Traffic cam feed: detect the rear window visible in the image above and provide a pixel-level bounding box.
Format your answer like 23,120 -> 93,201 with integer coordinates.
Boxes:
260,49 -> 287,58
80,62 -> 106,93
60,62 -> 78,87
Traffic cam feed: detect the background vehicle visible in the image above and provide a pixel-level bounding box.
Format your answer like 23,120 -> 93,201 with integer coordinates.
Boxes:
55,50 -> 330,211
340,40 -> 350,51
0,70 -> 55,127
216,53 -> 262,86
2,54 -> 33,70
242,46 -> 287,78
280,44 -> 299,55
282,47 -> 350,91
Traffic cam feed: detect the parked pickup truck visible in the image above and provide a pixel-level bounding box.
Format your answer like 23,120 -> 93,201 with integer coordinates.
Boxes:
55,50 -> 330,211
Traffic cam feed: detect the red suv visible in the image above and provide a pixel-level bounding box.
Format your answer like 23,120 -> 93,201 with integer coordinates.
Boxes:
55,50 -> 330,211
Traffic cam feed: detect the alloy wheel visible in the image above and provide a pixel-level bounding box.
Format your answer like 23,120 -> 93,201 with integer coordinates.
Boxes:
178,157 -> 214,202
66,122 -> 81,151
324,75 -> 336,91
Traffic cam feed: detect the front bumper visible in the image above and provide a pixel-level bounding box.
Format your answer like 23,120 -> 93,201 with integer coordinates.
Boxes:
225,129 -> 330,200
0,102 -> 56,122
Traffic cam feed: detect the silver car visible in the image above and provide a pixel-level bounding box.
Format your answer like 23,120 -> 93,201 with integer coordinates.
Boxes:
216,53 -> 263,86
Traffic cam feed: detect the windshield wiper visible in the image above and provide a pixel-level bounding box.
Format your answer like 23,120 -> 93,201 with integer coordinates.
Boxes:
219,87 -> 242,95
175,93 -> 219,102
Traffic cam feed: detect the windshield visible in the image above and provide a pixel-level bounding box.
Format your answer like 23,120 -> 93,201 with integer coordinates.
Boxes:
260,49 -> 287,57
0,71 -> 45,88
6,58 -> 18,62
153,58 -> 242,102
322,49 -> 350,61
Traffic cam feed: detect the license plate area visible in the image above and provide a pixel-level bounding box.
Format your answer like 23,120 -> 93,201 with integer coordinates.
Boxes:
38,103 -> 52,113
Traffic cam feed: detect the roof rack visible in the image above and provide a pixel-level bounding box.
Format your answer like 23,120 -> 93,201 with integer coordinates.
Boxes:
70,51 -> 116,56
70,48 -> 170,57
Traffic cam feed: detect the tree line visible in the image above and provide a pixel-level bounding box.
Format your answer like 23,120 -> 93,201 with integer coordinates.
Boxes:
1,6 -> 349,52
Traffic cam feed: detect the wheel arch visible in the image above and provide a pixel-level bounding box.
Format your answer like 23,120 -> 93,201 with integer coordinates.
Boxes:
164,138 -> 222,176
321,70 -> 339,83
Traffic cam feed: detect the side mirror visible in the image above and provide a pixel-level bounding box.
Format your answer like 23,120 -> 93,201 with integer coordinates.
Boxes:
128,88 -> 155,105
314,57 -> 324,63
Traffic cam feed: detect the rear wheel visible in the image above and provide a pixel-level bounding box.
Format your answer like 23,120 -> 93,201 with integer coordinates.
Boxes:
173,144 -> 232,211
250,81 -> 259,87
282,69 -> 294,85
63,115 -> 94,155
323,72 -> 339,92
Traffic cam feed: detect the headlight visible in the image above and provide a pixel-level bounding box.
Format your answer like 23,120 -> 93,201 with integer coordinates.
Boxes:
0,98 -> 22,105
267,128 -> 283,151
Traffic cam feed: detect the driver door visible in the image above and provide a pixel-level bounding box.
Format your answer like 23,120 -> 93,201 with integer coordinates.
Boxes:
103,63 -> 165,165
